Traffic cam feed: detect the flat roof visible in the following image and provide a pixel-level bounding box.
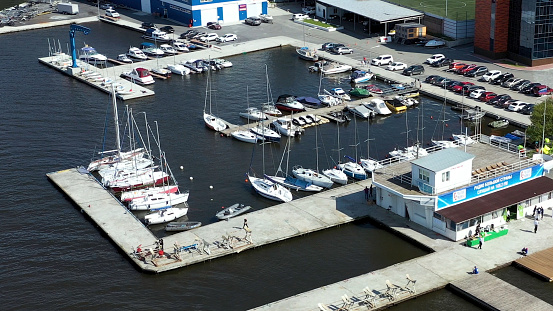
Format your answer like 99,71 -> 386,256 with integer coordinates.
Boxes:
436,177 -> 553,223
411,148 -> 475,172
318,0 -> 424,23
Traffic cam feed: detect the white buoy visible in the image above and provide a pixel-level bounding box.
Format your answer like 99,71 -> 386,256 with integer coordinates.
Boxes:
189,177 -> 193,180
209,185 -> 213,189
180,166 -> 184,170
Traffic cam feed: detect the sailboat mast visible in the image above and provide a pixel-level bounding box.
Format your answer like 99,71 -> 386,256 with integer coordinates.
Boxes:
111,85 -> 121,158
315,122 -> 319,171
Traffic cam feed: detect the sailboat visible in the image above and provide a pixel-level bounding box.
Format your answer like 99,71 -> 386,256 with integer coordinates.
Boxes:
292,124 -> 334,188
296,25 -> 319,61
389,104 -> 428,161
360,118 -> 383,173
338,116 -> 367,180
322,123 -> 348,185
203,60 -> 227,132
232,86 -> 259,144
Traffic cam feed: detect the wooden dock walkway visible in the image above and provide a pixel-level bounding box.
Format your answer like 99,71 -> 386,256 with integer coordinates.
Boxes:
514,247 -> 553,281
450,272 -> 553,310
48,167 -> 373,273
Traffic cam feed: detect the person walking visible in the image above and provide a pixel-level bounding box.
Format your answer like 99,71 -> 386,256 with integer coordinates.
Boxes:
533,205 -> 537,217
478,235 -> 483,249
539,207 -> 544,220
534,218 -> 539,233
364,186 -> 369,201
243,218 -> 248,229
369,184 -> 373,198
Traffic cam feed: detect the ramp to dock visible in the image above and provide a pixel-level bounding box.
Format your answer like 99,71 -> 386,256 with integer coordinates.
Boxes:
514,247 -> 553,281
450,272 -> 553,311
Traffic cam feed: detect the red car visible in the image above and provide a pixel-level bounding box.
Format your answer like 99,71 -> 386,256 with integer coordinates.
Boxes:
207,21 -> 222,30
449,62 -> 466,70
532,85 -> 553,96
478,91 -> 497,102
458,64 -> 477,75
451,82 -> 474,93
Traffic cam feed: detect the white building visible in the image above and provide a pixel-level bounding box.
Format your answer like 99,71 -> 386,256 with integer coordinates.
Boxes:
372,142 -> 553,241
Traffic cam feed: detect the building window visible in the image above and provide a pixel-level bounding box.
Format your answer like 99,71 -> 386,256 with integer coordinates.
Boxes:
492,211 -> 499,219
447,219 -> 456,230
441,171 -> 450,182
456,221 -> 468,231
419,169 -> 429,182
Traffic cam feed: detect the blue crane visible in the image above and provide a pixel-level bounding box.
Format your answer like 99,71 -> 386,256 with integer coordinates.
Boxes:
69,24 -> 91,68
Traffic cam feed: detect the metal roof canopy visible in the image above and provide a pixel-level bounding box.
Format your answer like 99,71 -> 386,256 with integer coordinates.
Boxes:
318,0 -> 424,23
411,148 -> 475,173
436,177 -> 553,223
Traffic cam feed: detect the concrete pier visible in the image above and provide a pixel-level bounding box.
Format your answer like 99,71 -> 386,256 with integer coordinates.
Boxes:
48,167 -> 374,273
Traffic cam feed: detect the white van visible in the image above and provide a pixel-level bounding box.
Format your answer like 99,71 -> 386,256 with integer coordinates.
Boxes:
370,55 -> 393,66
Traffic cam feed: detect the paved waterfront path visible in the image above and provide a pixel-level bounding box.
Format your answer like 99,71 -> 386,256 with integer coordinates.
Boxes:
251,200 -> 553,310
48,167 -> 374,273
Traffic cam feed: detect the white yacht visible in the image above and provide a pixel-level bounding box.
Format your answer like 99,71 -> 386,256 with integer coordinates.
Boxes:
167,64 -> 190,75
142,28 -> 171,42
129,191 -> 189,211
127,47 -> 148,60
172,41 -> 189,52
364,98 -> 392,115
292,166 -> 334,188
159,44 -> 178,55
231,130 -> 258,144
239,107 -> 267,121
144,207 -> 188,225
79,46 -> 107,64
272,117 -> 303,137
247,174 -> 293,202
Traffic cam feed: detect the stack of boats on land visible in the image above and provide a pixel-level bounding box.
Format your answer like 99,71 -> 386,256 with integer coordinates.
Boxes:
86,87 -> 189,228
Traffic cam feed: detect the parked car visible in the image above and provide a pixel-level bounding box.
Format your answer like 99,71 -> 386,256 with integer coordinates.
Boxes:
332,46 -> 353,55
387,62 -> 407,71
425,54 -> 445,65
159,26 -> 174,33
192,32 -> 207,39
507,101 -> 528,112
200,33 -> 219,42
481,70 -> 501,82
207,22 -> 222,30
511,79 -> 532,91
424,75 -> 442,84
451,82 -> 474,93
521,104 -> 535,115
105,8 -> 120,18
302,6 -> 315,14
432,77 -> 451,87
449,62 -> 466,70
490,72 -> 514,85
141,22 -> 156,29
245,16 -> 262,25
464,66 -> 488,77
180,30 -> 198,39
402,65 -> 425,76
502,77 -> 523,88
431,58 -> 454,67
321,42 -> 339,51
292,13 -> 309,20
499,99 -> 519,109
371,54 -> 393,66
469,89 -> 487,99
532,85 -> 553,96
445,80 -> 461,90
457,64 -> 478,75
465,85 -> 485,96
425,40 -> 446,48
488,94 -> 511,106
216,33 -> 237,42
521,82 -> 541,94
479,92 -> 497,102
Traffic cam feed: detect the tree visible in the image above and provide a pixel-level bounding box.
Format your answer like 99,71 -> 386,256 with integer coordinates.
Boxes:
526,99 -> 553,147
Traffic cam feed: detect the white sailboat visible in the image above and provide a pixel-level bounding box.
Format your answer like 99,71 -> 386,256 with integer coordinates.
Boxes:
338,116 -> 367,180
292,124 -> 334,188
203,61 -> 227,132
360,118 -> 383,173
144,206 -> 189,225
322,122 -> 348,185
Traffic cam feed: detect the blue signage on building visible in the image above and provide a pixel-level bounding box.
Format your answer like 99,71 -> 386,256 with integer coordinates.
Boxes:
437,164 -> 544,209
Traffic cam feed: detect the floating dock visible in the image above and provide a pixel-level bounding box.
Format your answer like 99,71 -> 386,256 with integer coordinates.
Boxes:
47,167 -> 373,273
514,247 -> 553,281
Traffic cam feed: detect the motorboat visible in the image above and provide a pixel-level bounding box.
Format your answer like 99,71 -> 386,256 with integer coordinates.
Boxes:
127,47 -> 148,60
120,67 -> 155,85
364,85 -> 383,94
452,134 -> 475,145
144,207 -> 189,225
116,54 -> 133,63
165,221 -> 202,232
360,158 -> 383,173
142,28 -> 172,42
261,103 -> 282,117
151,67 -> 171,77
247,174 -> 293,202
318,91 -> 341,106
350,70 -> 373,83
292,166 -> 334,188
321,63 -> 352,75
79,46 -> 107,64
167,64 -> 190,75
159,44 -> 178,55
326,111 -> 351,123
296,46 -> 319,61
264,174 -> 323,192
322,167 -> 348,185
399,96 -> 419,108
213,58 -> 233,68
231,130 -> 258,143
172,41 -> 189,52
349,105 -> 375,119
349,87 -> 371,98
330,88 -> 351,101
272,117 -> 303,137
120,185 -> 179,202
296,96 -> 322,107
183,59 -> 208,73
364,98 -> 392,115
292,116 -> 306,126
216,203 -> 252,220
250,125 -> 281,142
129,190 -> 190,211
338,161 -> 367,180
239,107 -> 267,121
140,42 -> 164,57
275,94 -> 305,112
306,114 -> 321,124
299,115 -> 312,125
385,97 -> 407,113
489,119 -> 509,128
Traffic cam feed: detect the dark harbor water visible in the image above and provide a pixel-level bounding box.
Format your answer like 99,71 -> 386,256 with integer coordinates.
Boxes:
0,18 -> 527,310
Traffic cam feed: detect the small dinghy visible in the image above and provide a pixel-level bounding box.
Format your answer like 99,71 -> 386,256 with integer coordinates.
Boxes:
216,203 -> 252,220
165,221 -> 202,232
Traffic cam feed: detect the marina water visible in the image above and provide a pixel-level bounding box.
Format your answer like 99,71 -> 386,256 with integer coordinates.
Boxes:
0,20 -> 536,310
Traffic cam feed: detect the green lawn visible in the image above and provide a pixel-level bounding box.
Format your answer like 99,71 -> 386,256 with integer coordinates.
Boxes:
386,0 -> 475,21
303,19 -> 339,28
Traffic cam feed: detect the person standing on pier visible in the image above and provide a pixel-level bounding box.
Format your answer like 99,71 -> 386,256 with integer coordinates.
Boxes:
539,207 -> 544,220
478,235 -> 483,249
370,184 -> 373,198
364,186 -> 369,201
534,218 -> 539,233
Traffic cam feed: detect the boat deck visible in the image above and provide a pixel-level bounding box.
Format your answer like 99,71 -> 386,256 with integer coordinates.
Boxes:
48,167 -> 374,273
514,247 -> 553,281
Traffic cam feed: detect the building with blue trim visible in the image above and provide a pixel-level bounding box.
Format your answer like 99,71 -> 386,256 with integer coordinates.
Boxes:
371,138 -> 553,241
113,0 -> 268,27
